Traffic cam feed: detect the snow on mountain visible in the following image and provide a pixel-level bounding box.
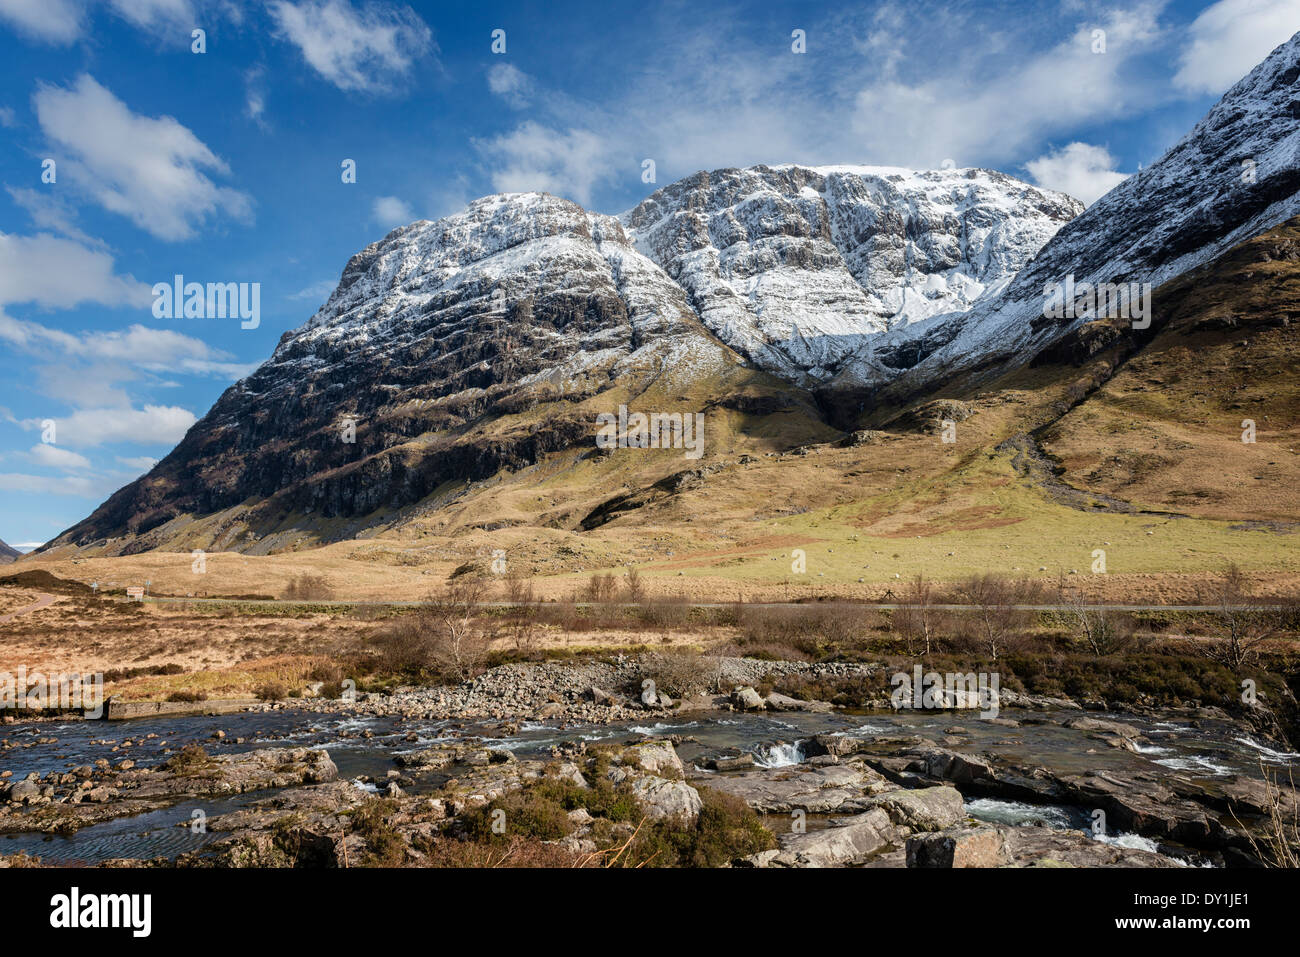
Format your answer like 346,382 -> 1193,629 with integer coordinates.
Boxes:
870,29 -> 1300,397
621,164 -> 1082,385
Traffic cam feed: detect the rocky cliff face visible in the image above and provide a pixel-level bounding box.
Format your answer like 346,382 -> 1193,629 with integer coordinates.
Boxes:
622,165 -> 1081,386
51,193 -> 752,551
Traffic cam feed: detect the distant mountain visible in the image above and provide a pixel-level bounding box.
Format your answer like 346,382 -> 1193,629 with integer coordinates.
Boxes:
38,31 -> 1300,557
0,539 -> 20,563
622,164 -> 1080,386
863,28 -> 1300,404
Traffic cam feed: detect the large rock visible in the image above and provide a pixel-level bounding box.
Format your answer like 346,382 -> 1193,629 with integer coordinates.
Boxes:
623,741 -> 685,778
999,826 -> 1181,868
750,808 -> 900,868
765,692 -> 834,713
868,786 -> 964,832
697,760 -> 893,813
906,827 -> 1008,868
628,776 -> 702,822
731,686 -> 765,711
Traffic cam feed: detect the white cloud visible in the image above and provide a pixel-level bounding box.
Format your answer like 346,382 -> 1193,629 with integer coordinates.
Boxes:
1173,0 -> 1300,95
477,122 -> 621,206
487,63 -> 533,108
25,443 -> 91,470
6,187 -> 103,247
268,0 -> 433,93
846,6 -> 1165,168
105,0 -> 194,33
0,0 -> 84,44
372,195 -> 415,228
0,473 -> 110,497
287,279 -> 337,301
472,4 -> 1169,209
24,405 -> 197,448
34,75 -> 254,241
116,455 -> 159,472
0,232 -> 149,309
0,313 -> 253,380
1025,142 -> 1129,205
244,66 -> 269,127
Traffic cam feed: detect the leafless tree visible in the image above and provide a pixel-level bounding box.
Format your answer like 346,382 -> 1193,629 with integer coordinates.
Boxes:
1202,563 -> 1288,669
955,573 -> 1041,661
894,574 -> 942,657
583,572 -> 618,603
375,577 -> 490,680
1062,587 -> 1135,656
502,568 -> 534,605
622,566 -> 645,604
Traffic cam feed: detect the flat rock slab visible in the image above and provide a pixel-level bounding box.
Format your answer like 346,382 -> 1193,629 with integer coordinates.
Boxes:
694,760 -> 893,813
748,808 -> 902,868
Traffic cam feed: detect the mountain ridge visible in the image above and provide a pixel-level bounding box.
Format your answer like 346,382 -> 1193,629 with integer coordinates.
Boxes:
35,30 -> 1300,556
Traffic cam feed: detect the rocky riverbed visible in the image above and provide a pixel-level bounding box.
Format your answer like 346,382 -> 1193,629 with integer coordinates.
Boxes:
1,655 -> 1297,868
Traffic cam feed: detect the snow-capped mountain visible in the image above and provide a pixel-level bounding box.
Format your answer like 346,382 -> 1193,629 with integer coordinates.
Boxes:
40,30 -> 1300,553
622,165 -> 1081,386
867,28 -> 1300,398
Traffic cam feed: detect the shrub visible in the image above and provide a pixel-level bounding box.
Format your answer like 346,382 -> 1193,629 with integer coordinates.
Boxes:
282,575 -> 334,601
637,648 -> 714,698
254,681 -> 288,701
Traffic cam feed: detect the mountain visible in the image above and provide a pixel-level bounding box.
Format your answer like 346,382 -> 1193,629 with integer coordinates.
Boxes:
41,192 -> 834,554
859,29 -> 1300,408
621,165 -> 1080,387
0,539 -> 19,564
37,31 -> 1300,558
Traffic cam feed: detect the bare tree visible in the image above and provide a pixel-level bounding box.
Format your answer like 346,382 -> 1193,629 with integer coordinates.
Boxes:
583,572 -> 618,603
894,574 -> 942,657
1062,587 -> 1135,656
955,573 -> 1041,662
375,577 -> 490,681
1203,563 -> 1286,669
622,566 -> 645,604
502,568 -> 534,605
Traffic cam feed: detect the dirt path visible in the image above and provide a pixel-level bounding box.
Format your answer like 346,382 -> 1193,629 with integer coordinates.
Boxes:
0,592 -> 55,624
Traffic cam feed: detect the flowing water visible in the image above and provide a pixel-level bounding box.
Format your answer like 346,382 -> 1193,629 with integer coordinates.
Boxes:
2,705 -> 1294,864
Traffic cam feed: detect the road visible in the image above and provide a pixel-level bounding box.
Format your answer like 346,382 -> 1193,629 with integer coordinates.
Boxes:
0,592 -> 56,624
133,596 -> 1261,613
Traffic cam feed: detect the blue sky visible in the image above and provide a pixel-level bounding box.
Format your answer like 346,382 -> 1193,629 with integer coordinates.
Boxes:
0,0 -> 1297,549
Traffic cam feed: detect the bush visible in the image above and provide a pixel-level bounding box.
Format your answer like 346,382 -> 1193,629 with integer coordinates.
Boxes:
282,575 -> 334,601
370,579 -> 491,682
636,648 -> 714,698
254,681 -> 288,701
165,689 -> 208,703
165,743 -> 212,774
621,786 -> 776,868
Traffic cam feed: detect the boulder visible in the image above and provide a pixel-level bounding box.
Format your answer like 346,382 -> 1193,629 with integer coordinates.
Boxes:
868,786 -> 964,831
731,686 -> 765,711
907,827 -> 1008,868
697,760 -> 893,813
765,692 -> 834,713
628,776 -> 702,822
751,808 -> 900,867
